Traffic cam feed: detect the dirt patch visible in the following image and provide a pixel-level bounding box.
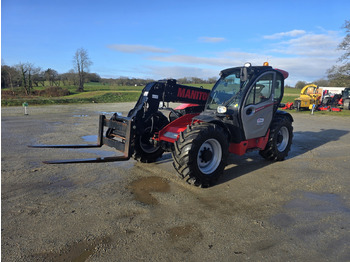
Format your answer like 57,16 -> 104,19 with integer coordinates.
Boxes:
167,224 -> 201,240
128,176 -> 170,205
31,236 -> 111,262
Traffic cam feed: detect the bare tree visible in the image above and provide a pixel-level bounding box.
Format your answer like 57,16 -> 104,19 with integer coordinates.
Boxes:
338,20 -> 350,62
327,64 -> 350,86
326,20 -> 350,86
295,80 -> 307,89
1,64 -> 19,91
73,48 -> 92,92
45,68 -> 59,86
31,67 -> 44,87
15,63 -> 42,95
61,69 -> 78,86
16,63 -> 32,95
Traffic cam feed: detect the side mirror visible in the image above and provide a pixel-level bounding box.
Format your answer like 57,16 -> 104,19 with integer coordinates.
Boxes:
240,67 -> 248,82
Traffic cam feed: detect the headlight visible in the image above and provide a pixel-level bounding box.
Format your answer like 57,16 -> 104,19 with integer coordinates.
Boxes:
217,106 -> 227,114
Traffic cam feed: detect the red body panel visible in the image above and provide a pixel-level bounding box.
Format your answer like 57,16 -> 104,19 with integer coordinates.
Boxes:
275,68 -> 289,79
174,103 -> 200,110
158,112 -> 270,156
157,113 -> 200,143
282,102 -> 293,110
318,106 -> 342,112
318,106 -> 329,111
228,130 -> 270,156
331,107 -> 341,112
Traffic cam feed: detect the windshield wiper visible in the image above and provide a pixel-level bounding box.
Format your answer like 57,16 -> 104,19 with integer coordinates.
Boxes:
223,89 -> 242,107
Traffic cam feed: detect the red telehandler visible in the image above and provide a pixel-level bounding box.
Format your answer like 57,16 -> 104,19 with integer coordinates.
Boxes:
30,62 -> 293,187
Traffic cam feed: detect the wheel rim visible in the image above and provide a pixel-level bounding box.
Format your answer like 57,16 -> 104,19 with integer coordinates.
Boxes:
277,126 -> 289,152
139,127 -> 159,153
197,138 -> 222,175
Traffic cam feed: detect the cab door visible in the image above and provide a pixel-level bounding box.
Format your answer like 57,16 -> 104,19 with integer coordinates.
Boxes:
240,72 -> 276,140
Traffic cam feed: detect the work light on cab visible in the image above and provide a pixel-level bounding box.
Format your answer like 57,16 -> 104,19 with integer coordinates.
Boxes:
217,105 -> 227,114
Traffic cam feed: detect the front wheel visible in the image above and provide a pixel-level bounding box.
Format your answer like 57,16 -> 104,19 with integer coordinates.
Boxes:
133,112 -> 169,163
294,100 -> 301,111
259,116 -> 293,161
172,122 -> 228,187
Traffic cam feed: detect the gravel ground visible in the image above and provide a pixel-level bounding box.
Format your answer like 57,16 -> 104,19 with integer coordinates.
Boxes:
2,103 -> 350,261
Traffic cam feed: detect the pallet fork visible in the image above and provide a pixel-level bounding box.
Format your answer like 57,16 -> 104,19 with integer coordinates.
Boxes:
29,114 -> 134,164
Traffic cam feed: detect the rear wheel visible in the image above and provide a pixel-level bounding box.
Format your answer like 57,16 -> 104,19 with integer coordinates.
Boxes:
259,116 -> 293,161
172,122 -> 228,187
133,112 -> 169,163
322,97 -> 330,106
343,98 -> 350,110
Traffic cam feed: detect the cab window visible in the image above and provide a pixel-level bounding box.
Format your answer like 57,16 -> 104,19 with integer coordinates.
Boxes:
274,73 -> 283,103
245,73 -> 273,106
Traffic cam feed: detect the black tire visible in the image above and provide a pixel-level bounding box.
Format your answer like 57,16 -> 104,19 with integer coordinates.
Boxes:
322,97 -> 330,106
294,100 -> 301,111
133,112 -> 169,163
344,99 -> 350,110
172,122 -> 228,187
259,116 -> 293,161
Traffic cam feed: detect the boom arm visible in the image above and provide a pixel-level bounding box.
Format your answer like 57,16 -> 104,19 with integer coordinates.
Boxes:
127,79 -> 210,119
30,79 -> 211,164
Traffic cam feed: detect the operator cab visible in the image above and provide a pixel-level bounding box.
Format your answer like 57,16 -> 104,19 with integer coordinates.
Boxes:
198,62 -> 288,142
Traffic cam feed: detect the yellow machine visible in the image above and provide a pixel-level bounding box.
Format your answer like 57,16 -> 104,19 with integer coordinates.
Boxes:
294,84 -> 323,110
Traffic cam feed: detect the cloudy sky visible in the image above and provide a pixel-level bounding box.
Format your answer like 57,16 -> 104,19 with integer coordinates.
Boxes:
2,0 -> 349,85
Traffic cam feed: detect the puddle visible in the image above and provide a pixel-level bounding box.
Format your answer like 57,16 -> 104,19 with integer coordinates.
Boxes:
271,192 -> 350,229
73,114 -> 89,117
270,192 -> 350,259
32,236 -> 111,262
167,224 -> 196,240
128,176 -> 170,205
82,135 -> 98,143
166,224 -> 203,249
285,192 -> 350,215
98,111 -> 122,116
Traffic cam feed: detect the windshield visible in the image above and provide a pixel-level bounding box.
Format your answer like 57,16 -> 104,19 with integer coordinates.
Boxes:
206,70 -> 248,110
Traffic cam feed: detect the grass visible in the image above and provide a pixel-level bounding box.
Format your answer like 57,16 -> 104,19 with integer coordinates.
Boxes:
1,84 -> 143,106
1,82 -> 213,106
284,108 -> 350,116
280,87 -> 350,116
2,84 -> 350,116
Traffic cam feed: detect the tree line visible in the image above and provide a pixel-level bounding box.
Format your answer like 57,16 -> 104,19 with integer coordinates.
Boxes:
1,47 -> 218,94
1,48 -> 96,94
1,63 -> 219,92
1,63 -> 102,92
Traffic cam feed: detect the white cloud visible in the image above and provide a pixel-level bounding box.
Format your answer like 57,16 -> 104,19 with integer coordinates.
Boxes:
112,30 -> 344,86
107,44 -> 173,54
148,54 -> 233,67
146,65 -> 219,80
264,30 -> 306,39
149,51 -> 273,68
270,32 -> 341,57
198,37 -> 226,43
